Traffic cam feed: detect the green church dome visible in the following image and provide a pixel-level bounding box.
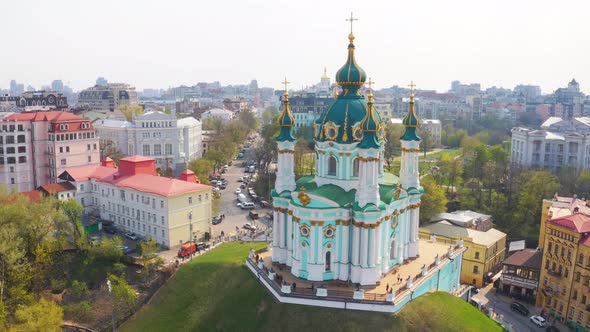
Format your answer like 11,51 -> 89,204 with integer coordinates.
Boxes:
358,89 -> 381,149
277,90 -> 296,142
315,33 -> 372,145
400,91 -> 421,141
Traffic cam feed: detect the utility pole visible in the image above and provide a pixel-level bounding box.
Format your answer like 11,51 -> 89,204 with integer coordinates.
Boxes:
188,211 -> 193,244
107,279 -> 115,332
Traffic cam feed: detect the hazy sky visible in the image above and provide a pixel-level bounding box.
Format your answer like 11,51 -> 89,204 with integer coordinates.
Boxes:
1,0 -> 589,94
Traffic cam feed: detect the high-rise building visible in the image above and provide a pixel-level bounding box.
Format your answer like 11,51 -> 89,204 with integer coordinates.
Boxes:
96,77 -> 108,86
51,80 -> 64,93
0,111 -> 100,192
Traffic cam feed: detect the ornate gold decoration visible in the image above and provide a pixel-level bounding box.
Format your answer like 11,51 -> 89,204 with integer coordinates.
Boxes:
391,216 -> 399,229
358,156 -> 380,162
384,215 -> 390,220
353,124 -> 363,141
401,147 -> 421,153
393,209 -> 399,216
345,152 -> 351,157
298,186 -> 311,206
338,152 -> 344,156
324,121 -> 338,141
278,149 -> 295,154
324,225 -> 336,238
400,208 -> 406,213
342,104 -> 349,141
394,187 -> 402,200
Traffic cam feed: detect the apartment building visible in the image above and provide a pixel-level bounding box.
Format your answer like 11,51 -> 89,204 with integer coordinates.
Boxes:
0,111 -> 100,192
58,156 -> 211,248
77,83 -> 139,111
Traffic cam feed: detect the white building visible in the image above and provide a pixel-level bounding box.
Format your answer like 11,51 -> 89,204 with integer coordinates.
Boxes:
511,116 -> 590,172
200,108 -> 235,123
94,110 -> 202,173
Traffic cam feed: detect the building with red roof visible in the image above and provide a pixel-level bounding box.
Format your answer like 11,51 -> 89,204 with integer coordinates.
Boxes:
537,200 -> 590,321
0,110 -> 100,192
58,155 -> 211,248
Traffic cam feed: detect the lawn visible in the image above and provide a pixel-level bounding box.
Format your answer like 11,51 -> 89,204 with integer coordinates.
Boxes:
121,242 -> 502,332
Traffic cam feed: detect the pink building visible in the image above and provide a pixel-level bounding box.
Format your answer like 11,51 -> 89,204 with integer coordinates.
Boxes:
0,111 -> 100,192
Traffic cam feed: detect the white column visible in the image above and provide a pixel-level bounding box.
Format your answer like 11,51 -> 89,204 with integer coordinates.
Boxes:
375,224 -> 382,266
368,227 -> 376,267
341,223 -> 349,263
360,227 -> 368,268
272,210 -> 279,246
352,226 -> 360,265
279,213 -> 285,248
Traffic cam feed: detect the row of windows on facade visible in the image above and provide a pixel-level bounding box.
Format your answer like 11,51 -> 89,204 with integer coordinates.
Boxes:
142,143 -> 173,156
99,187 -> 208,207
112,215 -> 167,240
0,135 -> 26,144
0,156 -> 27,164
49,131 -> 95,141
545,293 -> 589,325
323,155 -> 384,177
0,146 -> 26,154
104,201 -> 167,226
58,123 -> 90,131
140,121 -> 174,128
529,153 -> 576,164
0,124 -> 24,132
514,140 -> 578,153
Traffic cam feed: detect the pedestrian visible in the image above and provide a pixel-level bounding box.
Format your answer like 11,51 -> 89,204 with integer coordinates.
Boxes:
293,282 -> 297,291
311,283 -> 314,292
386,284 -> 390,293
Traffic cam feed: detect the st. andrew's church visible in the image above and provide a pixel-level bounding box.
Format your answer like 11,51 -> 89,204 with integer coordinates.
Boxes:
271,29 -> 424,286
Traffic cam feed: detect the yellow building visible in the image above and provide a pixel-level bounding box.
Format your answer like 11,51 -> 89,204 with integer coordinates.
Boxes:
420,221 -> 506,287
537,197 -> 590,328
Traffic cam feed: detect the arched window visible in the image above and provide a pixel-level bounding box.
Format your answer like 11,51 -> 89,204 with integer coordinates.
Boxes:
353,158 -> 360,177
325,251 -> 331,271
390,239 -> 397,259
328,155 -> 337,176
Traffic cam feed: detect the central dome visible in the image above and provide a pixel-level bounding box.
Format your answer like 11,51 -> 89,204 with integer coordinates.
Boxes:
314,33 -> 369,144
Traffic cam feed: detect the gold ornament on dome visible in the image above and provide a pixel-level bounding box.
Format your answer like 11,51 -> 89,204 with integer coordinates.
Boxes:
352,122 -> 363,141
394,187 -> 402,200
323,121 -> 338,141
378,124 -> 385,140
391,215 -> 399,229
298,186 -> 311,206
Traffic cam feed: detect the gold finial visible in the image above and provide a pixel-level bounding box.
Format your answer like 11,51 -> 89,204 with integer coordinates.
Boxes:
346,12 -> 358,41
408,81 -> 416,102
282,77 -> 290,97
367,78 -> 374,102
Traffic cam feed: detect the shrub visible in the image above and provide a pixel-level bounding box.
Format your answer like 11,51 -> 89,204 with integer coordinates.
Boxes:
70,280 -> 89,301
50,278 -> 67,294
64,301 -> 92,322
112,262 -> 126,277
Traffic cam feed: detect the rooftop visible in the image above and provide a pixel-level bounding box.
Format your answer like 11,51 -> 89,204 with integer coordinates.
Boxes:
38,182 -> 77,194
548,212 -> 590,233
421,221 -> 506,247
2,111 -> 87,123
503,249 -> 543,270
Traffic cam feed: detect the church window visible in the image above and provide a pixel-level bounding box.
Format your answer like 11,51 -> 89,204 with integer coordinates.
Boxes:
324,225 -> 335,238
390,239 -> 397,258
325,251 -> 331,272
328,155 -> 337,176
300,225 -> 310,237
352,158 -> 360,177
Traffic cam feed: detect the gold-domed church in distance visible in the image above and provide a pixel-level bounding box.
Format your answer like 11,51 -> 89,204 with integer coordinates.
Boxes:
247,14 -> 465,312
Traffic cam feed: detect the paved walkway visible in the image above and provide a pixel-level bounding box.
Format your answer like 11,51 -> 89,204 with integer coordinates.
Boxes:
259,239 -> 451,295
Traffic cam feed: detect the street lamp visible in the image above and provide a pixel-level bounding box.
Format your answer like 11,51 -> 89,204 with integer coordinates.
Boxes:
107,279 -> 115,332
188,211 -> 193,243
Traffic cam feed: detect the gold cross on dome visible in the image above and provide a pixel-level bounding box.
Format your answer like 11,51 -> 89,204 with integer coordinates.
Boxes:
367,78 -> 375,92
346,12 -> 358,34
282,77 -> 290,93
408,81 -> 416,94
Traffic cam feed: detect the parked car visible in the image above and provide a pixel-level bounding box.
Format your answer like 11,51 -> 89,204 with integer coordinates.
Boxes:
213,187 -> 220,193
178,242 -> 196,258
88,235 -> 101,246
125,232 -> 138,241
243,222 -> 257,231
219,184 -> 227,190
116,245 -> 133,255
103,224 -> 117,234
510,302 -> 529,316
259,200 -> 270,208
249,210 -> 259,219
530,315 -> 546,327
212,216 -> 222,225
196,242 -> 210,251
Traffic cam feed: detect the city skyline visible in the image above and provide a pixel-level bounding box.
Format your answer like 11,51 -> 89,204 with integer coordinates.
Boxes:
1,0 -> 588,94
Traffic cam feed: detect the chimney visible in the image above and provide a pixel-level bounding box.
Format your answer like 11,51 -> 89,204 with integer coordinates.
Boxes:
574,207 -> 580,213
179,169 -> 199,184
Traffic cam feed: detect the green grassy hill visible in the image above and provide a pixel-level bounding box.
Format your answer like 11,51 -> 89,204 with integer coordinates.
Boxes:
121,242 -> 502,332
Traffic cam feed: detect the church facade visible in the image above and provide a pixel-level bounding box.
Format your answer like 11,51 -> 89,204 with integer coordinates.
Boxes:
271,31 -> 423,286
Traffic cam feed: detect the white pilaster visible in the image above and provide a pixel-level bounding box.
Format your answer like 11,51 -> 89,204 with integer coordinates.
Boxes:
400,140 -> 420,190
275,141 -> 296,193
287,214 -> 293,265
360,227 -> 368,267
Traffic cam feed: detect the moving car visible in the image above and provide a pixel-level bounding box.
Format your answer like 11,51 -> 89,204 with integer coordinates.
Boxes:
103,224 -> 117,234
530,315 -> 546,327
241,202 -> 255,209
125,232 -> 138,241
116,245 -> 133,255
510,302 -> 529,316
243,223 -> 257,231
249,210 -> 259,219
212,216 -> 222,225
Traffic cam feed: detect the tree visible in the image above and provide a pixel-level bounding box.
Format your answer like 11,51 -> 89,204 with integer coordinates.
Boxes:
576,170 -> 590,199
202,117 -> 223,132
384,123 -> 403,169
89,236 -> 124,262
138,240 -> 163,282
419,176 -> 448,225
557,166 -> 577,196
237,109 -> 258,132
10,298 -> 63,332
108,274 -> 137,309
187,159 -> 214,185
57,199 -> 85,249
118,105 -> 144,121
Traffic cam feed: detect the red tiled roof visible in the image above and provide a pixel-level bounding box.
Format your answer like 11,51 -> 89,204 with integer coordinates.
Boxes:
3,111 -> 83,122
98,173 -> 210,197
548,213 -> 590,233
60,164 -> 118,182
20,190 -> 42,202
503,249 -> 543,269
120,155 -> 154,162
38,182 -> 77,194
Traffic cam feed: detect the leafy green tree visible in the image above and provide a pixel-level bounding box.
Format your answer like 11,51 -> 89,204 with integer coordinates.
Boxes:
187,159 -> 214,185
10,297 -> 63,332
89,236 -> 124,262
419,176 -> 448,225
202,117 -> 223,132
108,274 -> 137,310
384,123 -> 403,168
70,280 -> 89,301
138,240 -> 163,282
118,105 -> 144,121
557,166 -> 577,196
576,170 -> 590,199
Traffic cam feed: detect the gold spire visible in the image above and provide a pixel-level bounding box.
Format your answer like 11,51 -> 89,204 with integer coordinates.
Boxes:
322,66 -> 329,80
408,81 -> 416,102
282,77 -> 290,99
367,77 -> 375,103
346,12 -> 358,40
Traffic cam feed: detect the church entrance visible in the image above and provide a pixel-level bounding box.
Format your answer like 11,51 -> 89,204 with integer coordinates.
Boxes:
325,251 -> 331,271
390,239 -> 397,262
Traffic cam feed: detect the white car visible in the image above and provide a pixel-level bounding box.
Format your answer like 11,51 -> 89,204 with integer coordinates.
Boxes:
235,189 -> 241,194
243,223 -> 257,231
124,232 -> 138,241
530,315 -> 546,327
